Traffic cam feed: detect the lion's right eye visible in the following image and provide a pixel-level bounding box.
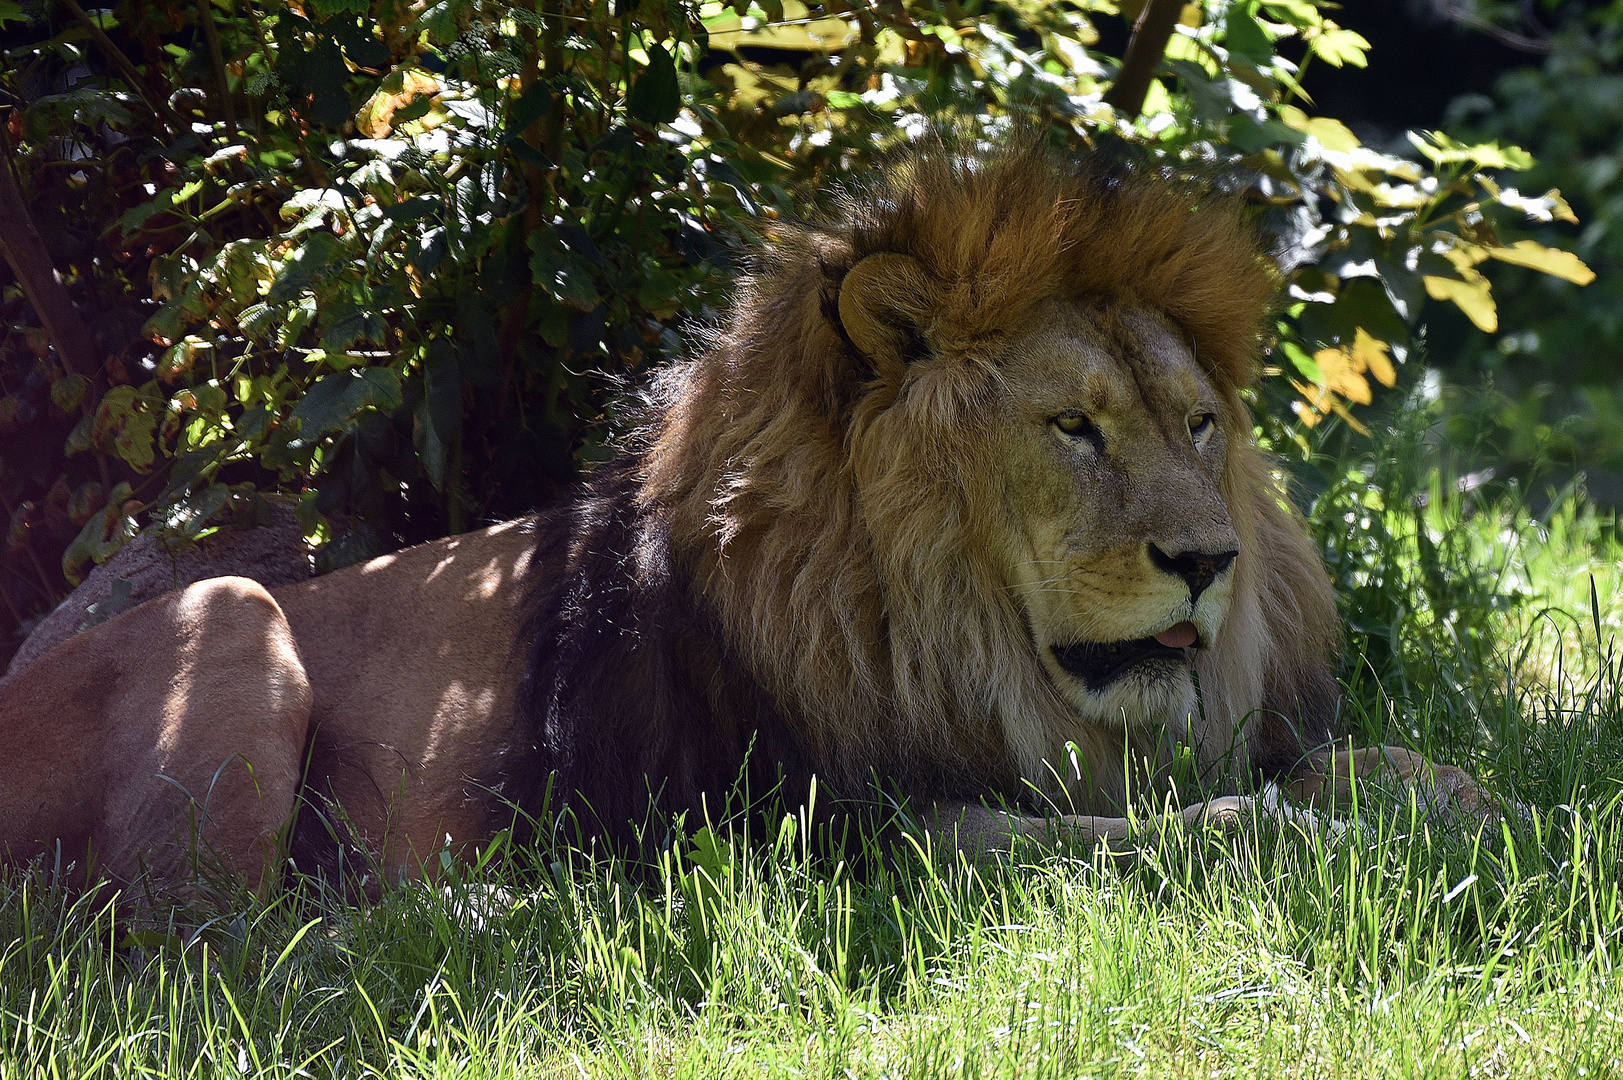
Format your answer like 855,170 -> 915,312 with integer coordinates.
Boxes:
1053,412 -> 1101,447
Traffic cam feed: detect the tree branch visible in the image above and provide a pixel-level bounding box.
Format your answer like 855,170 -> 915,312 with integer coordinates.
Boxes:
1104,0 -> 1185,120
1437,0 -> 1551,54
197,0 -> 239,130
0,136 -> 106,385
58,0 -> 181,135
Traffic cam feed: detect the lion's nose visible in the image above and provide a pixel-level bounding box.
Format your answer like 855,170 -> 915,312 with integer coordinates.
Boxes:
1147,544 -> 1237,603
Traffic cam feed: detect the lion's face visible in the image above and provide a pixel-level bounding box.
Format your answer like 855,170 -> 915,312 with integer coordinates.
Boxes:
982,300 -> 1241,729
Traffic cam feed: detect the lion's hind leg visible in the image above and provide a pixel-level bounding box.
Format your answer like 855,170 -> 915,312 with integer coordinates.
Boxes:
0,577 -> 312,893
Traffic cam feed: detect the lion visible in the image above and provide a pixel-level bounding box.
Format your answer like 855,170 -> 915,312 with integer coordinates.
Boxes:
0,143 -> 1493,890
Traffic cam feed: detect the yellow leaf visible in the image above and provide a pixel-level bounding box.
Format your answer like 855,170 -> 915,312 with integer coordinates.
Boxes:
1543,189 -> 1578,224
1351,328 -> 1396,388
1327,397 -> 1372,436
1443,242 -> 1490,271
1289,379 -> 1370,434
1310,25 -> 1369,68
356,69 -> 441,139
708,14 -> 855,52
1369,182 -> 1426,209
1289,377 -> 1329,415
1487,240 -> 1596,286
1279,106 -> 1360,153
1424,275 -> 1498,332
1409,131 -> 1534,171
1312,346 -> 1372,404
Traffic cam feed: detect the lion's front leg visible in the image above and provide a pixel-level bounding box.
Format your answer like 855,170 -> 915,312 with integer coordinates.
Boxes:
1286,745 -> 1495,821
926,792 -> 1331,859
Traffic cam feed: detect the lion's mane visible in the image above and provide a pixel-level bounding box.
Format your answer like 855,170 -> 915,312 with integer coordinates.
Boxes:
511,143 -> 1340,843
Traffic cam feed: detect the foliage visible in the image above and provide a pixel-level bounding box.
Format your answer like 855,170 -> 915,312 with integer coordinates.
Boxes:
1427,5 -> 1623,504
0,0 -> 1593,651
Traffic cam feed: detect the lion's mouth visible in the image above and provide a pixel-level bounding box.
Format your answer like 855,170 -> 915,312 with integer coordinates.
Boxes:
1051,623 -> 1199,691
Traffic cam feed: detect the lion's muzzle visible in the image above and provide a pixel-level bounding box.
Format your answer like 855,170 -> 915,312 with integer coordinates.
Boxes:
1050,634 -> 1195,691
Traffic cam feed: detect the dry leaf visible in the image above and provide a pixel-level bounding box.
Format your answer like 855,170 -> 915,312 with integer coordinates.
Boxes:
1424,275 -> 1498,332
1487,239 -> 1596,286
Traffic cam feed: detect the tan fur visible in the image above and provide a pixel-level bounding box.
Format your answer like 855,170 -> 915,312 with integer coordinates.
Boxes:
0,144 -> 1494,885
0,578 -> 310,890
270,520 -> 537,873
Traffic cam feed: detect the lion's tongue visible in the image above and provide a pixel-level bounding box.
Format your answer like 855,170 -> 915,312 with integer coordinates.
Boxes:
1154,621 -> 1198,649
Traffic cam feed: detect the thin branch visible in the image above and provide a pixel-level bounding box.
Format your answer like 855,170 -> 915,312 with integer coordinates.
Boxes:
0,566 -> 27,628
1103,0 -> 1185,120
57,0 -> 182,135
197,0 -> 239,130
0,129 -> 106,386
497,7 -> 564,421
0,493 -> 61,605
1437,0 -> 1551,54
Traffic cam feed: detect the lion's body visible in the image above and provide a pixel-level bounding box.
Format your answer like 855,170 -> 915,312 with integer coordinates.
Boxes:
0,577 -> 310,888
1,144 -> 1490,886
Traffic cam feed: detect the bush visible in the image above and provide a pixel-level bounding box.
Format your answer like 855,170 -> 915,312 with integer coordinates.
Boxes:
0,0 -> 1591,660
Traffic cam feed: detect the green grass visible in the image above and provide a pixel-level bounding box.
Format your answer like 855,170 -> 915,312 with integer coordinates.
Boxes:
5,424 -> 1623,1078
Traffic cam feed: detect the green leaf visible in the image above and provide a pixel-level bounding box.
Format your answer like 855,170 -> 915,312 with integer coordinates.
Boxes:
116,199 -> 168,239
277,297 -> 318,349
507,138 -> 553,170
332,16 -> 390,68
269,232 -> 342,304
415,340 -> 463,490
320,302 -> 386,351
1224,7 -> 1273,66
238,407 -> 271,442
393,94 -> 433,124
62,482 -> 134,586
448,173 -> 488,260
529,227 -> 602,311
1311,26 -> 1369,68
508,81 -> 552,132
290,37 -> 352,127
383,196 -> 439,222
314,523 -> 382,574
628,43 -> 681,125
1280,340 -> 1322,382
65,414 -> 93,456
292,367 -> 403,437
92,385 -> 159,470
176,483 -> 232,538
309,0 -> 368,17
79,577 -> 133,630
456,289 -> 502,389
0,1 -> 25,28
1299,278 -> 1409,348
415,226 -> 448,274
1409,131 -> 1535,171
51,374 -> 88,414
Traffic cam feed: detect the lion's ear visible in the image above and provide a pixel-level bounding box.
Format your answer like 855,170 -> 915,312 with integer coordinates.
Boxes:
838,253 -> 935,378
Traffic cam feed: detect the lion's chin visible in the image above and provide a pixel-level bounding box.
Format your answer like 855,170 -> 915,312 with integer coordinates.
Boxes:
1044,636 -> 1199,730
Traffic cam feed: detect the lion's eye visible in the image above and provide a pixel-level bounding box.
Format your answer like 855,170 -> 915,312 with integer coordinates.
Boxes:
1054,412 -> 1097,439
1189,412 -> 1216,441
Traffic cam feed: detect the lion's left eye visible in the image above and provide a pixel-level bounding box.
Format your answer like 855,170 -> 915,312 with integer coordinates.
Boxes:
1189,413 -> 1216,440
